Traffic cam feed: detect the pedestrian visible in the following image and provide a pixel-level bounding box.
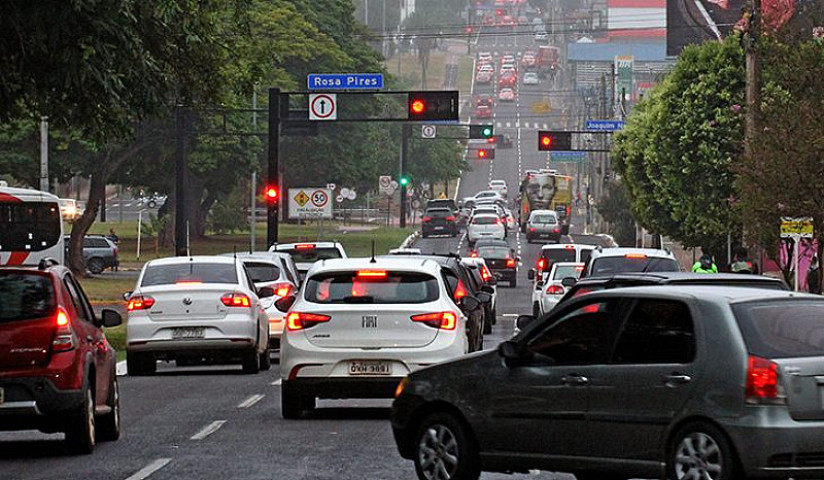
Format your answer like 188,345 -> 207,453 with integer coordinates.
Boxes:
692,252 -> 718,273
807,256 -> 820,294
730,247 -> 758,274
106,228 -> 120,245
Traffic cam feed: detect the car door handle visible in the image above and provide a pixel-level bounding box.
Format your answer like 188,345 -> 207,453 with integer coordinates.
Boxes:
561,375 -> 589,385
663,374 -> 692,385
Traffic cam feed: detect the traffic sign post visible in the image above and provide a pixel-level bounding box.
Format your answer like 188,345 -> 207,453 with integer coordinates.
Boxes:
781,217 -> 814,291
309,93 -> 337,121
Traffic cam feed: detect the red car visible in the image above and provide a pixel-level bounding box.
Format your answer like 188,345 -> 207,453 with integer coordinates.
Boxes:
475,105 -> 492,119
475,94 -> 494,108
0,263 -> 123,454
498,73 -> 517,87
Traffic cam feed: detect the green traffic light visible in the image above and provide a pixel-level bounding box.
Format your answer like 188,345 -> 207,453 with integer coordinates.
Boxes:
482,127 -> 492,138
399,176 -> 410,186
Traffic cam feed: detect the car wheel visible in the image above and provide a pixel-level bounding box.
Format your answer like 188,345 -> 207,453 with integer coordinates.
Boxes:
533,302 -> 540,317
87,257 -> 105,275
242,349 -> 260,374
668,422 -> 738,480
490,307 -> 497,325
65,385 -> 95,455
510,277 -> 517,288
97,377 -> 121,442
127,352 -> 156,376
413,412 -> 480,480
147,200 -> 157,208
259,348 -> 272,371
482,315 -> 492,334
281,383 -> 315,419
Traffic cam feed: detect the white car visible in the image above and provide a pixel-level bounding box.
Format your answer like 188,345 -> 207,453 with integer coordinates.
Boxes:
583,247 -> 681,278
125,256 -> 272,375
279,257 -> 469,418
498,87 -> 515,102
538,262 -> 584,315
489,180 -> 508,197
534,30 -> 548,42
504,208 -> 517,230
529,243 -> 597,316
523,72 -> 539,85
477,52 -> 492,63
271,241 -> 347,279
467,213 -> 506,246
472,190 -> 504,204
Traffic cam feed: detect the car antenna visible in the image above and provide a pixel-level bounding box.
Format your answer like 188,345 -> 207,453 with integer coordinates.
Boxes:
370,239 -> 377,263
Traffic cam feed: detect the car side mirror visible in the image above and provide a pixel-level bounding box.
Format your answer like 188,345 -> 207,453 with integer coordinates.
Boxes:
274,295 -> 296,313
258,286 -> 275,298
476,291 -> 492,304
101,309 -> 123,328
480,285 -> 495,294
515,314 -> 536,331
561,277 -> 577,288
527,269 -> 536,280
122,291 -> 132,301
460,295 -> 481,311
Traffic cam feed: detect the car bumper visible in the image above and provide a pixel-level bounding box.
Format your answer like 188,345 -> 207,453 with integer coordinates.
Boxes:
527,231 -> 561,241
722,409 -> 824,478
284,377 -> 404,400
422,225 -> 457,235
490,269 -> 517,281
540,296 -> 562,315
0,377 -> 84,432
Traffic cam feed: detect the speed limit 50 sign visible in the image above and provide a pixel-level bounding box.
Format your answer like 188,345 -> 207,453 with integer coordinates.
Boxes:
289,188 -> 333,219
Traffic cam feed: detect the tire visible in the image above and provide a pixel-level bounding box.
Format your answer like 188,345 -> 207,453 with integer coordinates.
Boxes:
413,412 -> 480,480
668,422 -> 738,480
482,314 -> 492,334
242,349 -> 260,374
259,348 -> 272,371
510,277 -> 517,288
533,302 -> 541,317
65,385 -> 95,455
422,232 -> 429,239
127,352 -> 156,376
147,200 -> 157,208
97,377 -> 121,442
490,307 -> 497,325
281,383 -> 315,419
87,257 -> 105,275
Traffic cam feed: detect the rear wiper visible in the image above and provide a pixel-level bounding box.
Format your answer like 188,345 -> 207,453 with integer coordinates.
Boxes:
341,296 -> 375,304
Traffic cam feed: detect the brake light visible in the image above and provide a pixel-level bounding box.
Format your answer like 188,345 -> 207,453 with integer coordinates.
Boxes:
422,216 -> 432,222
411,312 -> 457,330
221,293 -> 251,307
454,279 -> 468,300
546,284 -> 564,295
566,206 -> 571,217
470,251 -> 478,258
176,281 -> 202,285
445,216 -> 456,221
273,282 -> 293,297
480,265 -> 492,281
286,312 -> 331,331
553,228 -> 560,233
537,258 -> 547,271
529,227 -> 536,232
506,258 -> 516,267
746,355 -> 786,405
295,244 -> 315,250
52,307 -> 76,352
127,295 -> 155,311
357,270 -> 388,279
625,253 -> 647,259
565,245 -> 575,250
575,266 -> 584,271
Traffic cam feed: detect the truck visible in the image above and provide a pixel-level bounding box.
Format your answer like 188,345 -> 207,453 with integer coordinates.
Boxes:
535,45 -> 561,81
518,171 -> 573,235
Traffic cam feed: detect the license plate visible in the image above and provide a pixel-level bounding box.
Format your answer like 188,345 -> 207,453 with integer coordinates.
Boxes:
0,387 -> 4,405
172,327 -> 205,339
348,361 -> 392,376
434,226 -> 444,230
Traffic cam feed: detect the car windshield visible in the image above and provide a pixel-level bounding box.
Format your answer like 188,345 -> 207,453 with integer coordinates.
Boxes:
243,261 -> 281,283
477,247 -> 511,259
733,301 -> 824,358
531,214 -> 556,224
0,273 -> 55,323
304,271 -> 439,304
281,246 -> 342,262
473,216 -> 499,225
141,263 -> 238,286
590,256 -> 680,276
553,265 -> 582,280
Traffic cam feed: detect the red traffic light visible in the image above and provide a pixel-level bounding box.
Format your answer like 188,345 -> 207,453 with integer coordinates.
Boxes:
540,134 -> 552,148
465,26 -> 472,34
408,91 -> 460,121
265,186 -> 278,201
476,148 -> 494,159
478,149 -> 487,158
410,99 -> 426,115
538,131 -> 572,151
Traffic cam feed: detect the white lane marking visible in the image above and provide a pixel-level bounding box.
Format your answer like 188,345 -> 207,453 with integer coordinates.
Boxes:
506,122 -> 511,128
237,394 -> 265,409
116,360 -> 127,376
271,378 -> 282,386
124,458 -> 172,480
190,420 -> 227,440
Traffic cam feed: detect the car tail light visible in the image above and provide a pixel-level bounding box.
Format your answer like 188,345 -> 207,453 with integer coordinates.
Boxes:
411,312 -> 457,330
357,270 -> 388,279
273,282 -> 293,297
127,295 -> 155,311
454,279 -> 468,300
546,284 -> 564,295
529,227 -> 536,232
52,307 -> 76,352
506,258 -> 516,267
566,206 -> 571,217
480,265 -> 492,281
295,244 -> 315,250
746,355 -> 786,405
286,312 -> 331,331
470,251 -> 478,258
221,293 -> 251,307
625,253 -> 647,259
422,216 -> 432,222
536,258 -> 547,271
445,216 -> 456,221
553,228 -> 560,233
113,247 -> 119,258
565,245 -> 575,250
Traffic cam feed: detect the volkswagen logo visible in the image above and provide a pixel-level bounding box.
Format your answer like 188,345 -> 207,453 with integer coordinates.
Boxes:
182,297 -> 193,305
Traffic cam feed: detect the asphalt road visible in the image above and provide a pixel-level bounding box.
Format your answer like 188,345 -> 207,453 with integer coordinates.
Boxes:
0,14 -> 618,480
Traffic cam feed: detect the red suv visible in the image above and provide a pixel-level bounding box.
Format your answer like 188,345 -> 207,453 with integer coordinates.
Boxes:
0,262 -> 123,454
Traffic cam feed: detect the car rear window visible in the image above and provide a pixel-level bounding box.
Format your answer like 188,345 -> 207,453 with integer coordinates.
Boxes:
243,261 -> 281,283
304,271 -> 439,304
0,273 -> 55,323
141,263 -> 238,286
542,249 -> 577,264
478,246 -> 511,259
732,301 -> 824,359
553,265 -> 582,281
425,209 -> 452,218
473,216 -> 499,225
531,214 -> 557,224
281,246 -> 342,263
590,257 -> 680,276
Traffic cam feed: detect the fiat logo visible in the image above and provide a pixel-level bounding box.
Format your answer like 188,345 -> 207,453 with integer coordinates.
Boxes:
182,297 -> 193,305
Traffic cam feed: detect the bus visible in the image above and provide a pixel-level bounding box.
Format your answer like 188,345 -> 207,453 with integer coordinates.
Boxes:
0,185 -> 64,266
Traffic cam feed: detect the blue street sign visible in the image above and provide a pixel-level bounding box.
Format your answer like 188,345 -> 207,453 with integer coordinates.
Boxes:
550,151 -> 587,163
586,120 -> 626,131
307,74 -> 384,90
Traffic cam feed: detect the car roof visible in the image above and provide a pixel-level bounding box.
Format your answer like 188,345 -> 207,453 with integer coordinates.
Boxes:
591,247 -> 675,258
573,271 -> 788,287
221,251 -> 292,262
146,255 -> 238,266
472,213 -> 500,218
541,243 -> 596,251
588,285 -> 817,305
310,257 -> 442,276
275,242 -> 342,249
490,180 -> 506,184
529,210 -> 557,216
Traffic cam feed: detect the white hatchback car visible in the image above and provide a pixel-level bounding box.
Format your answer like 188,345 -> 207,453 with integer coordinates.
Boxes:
126,256 -> 271,375
538,262 -> 584,315
467,213 -> 506,247
489,180 -> 508,197
279,257 -> 469,418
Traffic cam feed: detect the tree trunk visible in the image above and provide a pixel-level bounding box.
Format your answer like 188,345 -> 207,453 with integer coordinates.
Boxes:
68,155 -> 109,277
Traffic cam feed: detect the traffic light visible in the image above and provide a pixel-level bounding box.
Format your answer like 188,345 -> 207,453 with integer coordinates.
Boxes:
264,185 -> 279,203
399,175 -> 411,187
538,131 -> 573,151
465,26 -> 473,34
469,124 -> 494,139
477,148 -> 495,159
408,91 -> 460,121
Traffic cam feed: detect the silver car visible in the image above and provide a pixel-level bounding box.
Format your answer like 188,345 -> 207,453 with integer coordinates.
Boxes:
125,256 -> 272,375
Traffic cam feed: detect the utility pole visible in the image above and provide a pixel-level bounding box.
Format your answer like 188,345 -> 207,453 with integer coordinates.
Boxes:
400,123 -> 410,228
39,117 -> 48,192
267,88 -> 281,247
251,85 -> 258,252
744,0 -> 761,161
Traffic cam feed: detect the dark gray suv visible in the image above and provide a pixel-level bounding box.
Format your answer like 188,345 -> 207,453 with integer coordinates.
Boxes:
392,286 -> 824,480
64,235 -> 119,274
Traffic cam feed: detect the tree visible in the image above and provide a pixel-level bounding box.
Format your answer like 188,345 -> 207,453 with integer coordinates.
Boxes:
597,181 -> 637,247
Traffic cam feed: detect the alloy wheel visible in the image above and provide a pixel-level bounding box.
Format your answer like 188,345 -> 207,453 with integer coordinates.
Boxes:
418,424 -> 460,480
673,432 -> 723,480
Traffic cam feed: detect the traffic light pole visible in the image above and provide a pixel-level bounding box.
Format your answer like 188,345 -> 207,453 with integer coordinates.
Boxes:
267,88 -> 281,247
400,123 -> 410,228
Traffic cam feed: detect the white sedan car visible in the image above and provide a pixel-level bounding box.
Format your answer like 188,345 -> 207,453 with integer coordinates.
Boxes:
538,262 -> 584,315
523,72 -> 539,85
126,256 -> 272,375
280,257 -> 469,418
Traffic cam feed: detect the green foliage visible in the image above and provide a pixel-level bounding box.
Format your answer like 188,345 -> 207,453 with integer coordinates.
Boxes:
597,181 -> 637,247
612,36 -> 745,249
207,187 -> 248,234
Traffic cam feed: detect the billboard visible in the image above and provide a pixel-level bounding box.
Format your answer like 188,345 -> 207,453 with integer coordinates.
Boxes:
666,0 -> 817,56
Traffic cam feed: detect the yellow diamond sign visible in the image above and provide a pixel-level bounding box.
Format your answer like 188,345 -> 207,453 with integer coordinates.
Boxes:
294,190 -> 310,207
